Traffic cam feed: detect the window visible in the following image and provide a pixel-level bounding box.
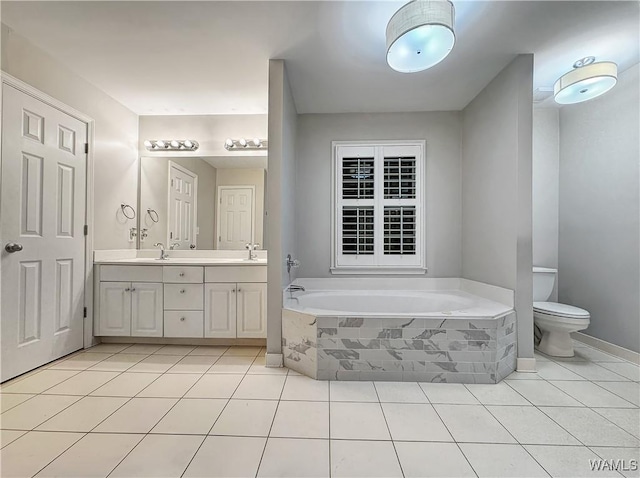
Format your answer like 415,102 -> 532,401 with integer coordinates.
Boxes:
331,141 -> 425,273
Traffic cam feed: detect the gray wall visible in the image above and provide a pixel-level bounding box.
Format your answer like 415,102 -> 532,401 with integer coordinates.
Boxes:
533,108 -> 560,301
461,54 -> 534,361
2,24 -> 139,250
558,63 -> 640,353
295,112 -> 462,278
266,60 -> 298,356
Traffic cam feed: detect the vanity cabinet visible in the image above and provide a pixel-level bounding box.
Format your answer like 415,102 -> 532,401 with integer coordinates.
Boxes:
95,263 -> 266,339
204,282 -> 266,339
98,281 -> 162,337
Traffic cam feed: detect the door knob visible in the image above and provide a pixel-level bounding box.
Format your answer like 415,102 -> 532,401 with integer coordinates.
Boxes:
5,243 -> 23,253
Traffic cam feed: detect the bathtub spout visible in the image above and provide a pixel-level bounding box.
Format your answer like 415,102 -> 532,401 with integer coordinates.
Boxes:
287,284 -> 306,292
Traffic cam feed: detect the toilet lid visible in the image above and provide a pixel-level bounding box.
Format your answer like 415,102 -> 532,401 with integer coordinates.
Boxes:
534,301 -> 590,319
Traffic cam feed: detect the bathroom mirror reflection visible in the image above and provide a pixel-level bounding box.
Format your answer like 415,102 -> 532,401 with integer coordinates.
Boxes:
138,156 -> 266,250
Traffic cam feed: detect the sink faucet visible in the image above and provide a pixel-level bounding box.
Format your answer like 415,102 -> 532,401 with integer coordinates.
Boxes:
170,242 -> 180,250
154,242 -> 169,260
245,243 -> 260,260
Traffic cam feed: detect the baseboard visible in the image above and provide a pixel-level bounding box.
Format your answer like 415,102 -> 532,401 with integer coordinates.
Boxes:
266,353 -> 284,368
573,332 -> 640,365
516,357 -> 537,372
99,337 -> 266,347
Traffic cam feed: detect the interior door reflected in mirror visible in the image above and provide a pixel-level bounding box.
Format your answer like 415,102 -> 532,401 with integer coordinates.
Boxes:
138,156 -> 266,250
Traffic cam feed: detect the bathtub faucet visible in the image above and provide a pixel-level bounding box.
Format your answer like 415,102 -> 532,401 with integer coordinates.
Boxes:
287,284 -> 306,293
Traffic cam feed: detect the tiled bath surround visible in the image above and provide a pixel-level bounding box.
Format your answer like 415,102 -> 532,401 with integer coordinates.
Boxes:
283,311 -> 517,383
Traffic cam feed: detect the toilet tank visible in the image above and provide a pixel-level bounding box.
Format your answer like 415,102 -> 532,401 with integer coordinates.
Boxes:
533,267 -> 557,301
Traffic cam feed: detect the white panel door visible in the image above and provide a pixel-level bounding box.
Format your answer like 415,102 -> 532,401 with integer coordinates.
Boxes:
168,162 -> 197,250
1,84 -> 87,381
98,282 -> 132,336
218,188 -> 253,250
131,282 -> 163,337
204,283 -> 237,338
236,283 -> 267,338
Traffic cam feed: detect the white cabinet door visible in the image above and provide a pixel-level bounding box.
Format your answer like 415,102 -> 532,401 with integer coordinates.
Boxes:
131,282 -> 163,337
99,282 -> 131,336
236,283 -> 267,338
204,283 -> 237,338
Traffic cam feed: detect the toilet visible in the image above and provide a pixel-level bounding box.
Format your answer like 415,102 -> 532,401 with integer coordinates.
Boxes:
533,267 -> 591,357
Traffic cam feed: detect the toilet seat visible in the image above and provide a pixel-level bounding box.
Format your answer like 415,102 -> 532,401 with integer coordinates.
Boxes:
533,301 -> 590,319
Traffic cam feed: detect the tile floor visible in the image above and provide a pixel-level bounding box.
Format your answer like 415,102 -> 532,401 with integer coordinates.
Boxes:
0,341 -> 638,477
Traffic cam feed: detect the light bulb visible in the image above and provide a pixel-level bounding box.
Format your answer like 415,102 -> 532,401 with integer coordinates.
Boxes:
143,140 -> 153,149
155,140 -> 165,149
252,138 -> 261,147
239,139 -> 248,147
225,138 -> 234,148
183,140 -> 194,149
170,140 -> 180,149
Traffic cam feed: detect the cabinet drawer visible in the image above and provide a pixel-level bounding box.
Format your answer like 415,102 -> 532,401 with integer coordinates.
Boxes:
164,284 -> 203,310
100,265 -> 162,282
164,311 -> 204,338
205,266 -> 267,283
163,266 -> 203,283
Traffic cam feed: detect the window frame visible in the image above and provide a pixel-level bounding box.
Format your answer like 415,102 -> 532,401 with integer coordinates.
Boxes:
330,140 -> 427,275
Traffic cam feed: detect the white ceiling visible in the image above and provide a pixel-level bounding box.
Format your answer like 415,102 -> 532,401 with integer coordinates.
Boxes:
2,1 -> 638,115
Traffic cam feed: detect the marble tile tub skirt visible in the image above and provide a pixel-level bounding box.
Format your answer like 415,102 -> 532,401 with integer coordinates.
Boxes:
283,311 -> 517,384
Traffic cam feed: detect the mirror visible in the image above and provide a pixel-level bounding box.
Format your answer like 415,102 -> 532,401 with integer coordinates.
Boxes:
138,156 -> 266,250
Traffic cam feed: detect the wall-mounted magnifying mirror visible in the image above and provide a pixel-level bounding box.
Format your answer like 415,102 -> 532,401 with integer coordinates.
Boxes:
138,155 -> 266,250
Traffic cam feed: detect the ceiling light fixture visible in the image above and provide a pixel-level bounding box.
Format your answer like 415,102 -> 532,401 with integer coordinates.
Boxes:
386,0 -> 456,73
144,140 -> 199,151
554,57 -> 618,105
224,138 -> 268,151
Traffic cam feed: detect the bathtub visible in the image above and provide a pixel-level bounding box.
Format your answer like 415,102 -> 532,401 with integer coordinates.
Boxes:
282,278 -> 517,384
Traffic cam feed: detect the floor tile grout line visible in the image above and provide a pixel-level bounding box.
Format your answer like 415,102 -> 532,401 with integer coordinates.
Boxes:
373,382 -> 407,478
29,430 -> 89,478
548,353 -> 634,382
7,428 -> 639,446
590,407 -> 640,439
545,378 -> 637,409
586,445 -> 632,478
104,349 -> 251,478
590,380 -> 639,407
464,391 -> 554,477
180,349 -> 266,478
328,381 -> 332,478
0,393 -> 39,414
534,399 -> 639,447
253,353 -> 288,478
429,399 -> 480,478
529,352 -> 640,445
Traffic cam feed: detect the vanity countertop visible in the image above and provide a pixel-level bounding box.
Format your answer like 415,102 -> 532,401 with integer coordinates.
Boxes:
94,257 -> 267,266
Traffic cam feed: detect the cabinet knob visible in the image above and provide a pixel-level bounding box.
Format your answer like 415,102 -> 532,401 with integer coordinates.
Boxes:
238,288 -> 242,292
131,288 -> 136,292
179,272 -> 185,277
124,288 -> 130,292
180,289 -> 185,294
180,317 -> 186,322
232,288 -> 236,293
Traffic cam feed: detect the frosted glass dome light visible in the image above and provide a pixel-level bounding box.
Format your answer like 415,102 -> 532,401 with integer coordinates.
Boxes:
386,0 -> 456,73
554,58 -> 618,105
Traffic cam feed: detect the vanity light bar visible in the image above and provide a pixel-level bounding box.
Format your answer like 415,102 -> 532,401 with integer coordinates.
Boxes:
144,139 -> 199,151
224,138 -> 268,151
